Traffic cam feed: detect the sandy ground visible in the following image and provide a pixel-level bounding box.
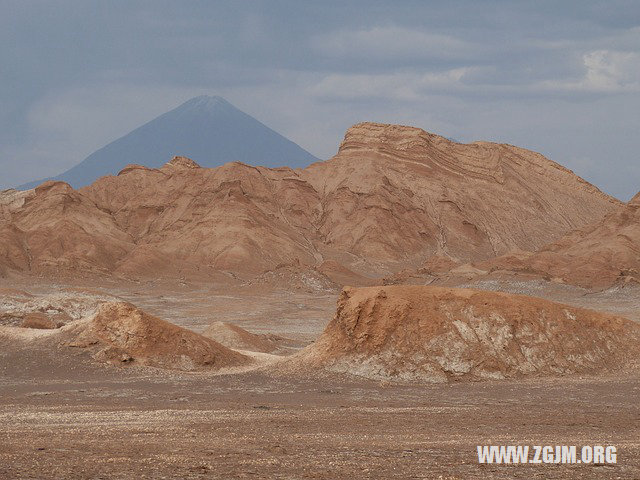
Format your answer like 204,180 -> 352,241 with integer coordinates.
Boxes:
1,275 -> 639,479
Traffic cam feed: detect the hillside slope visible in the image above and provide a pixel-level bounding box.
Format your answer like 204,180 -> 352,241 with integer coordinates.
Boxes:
0,123 -> 622,280
480,191 -> 640,288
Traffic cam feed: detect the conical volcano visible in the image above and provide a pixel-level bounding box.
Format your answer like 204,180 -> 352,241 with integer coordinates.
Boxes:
18,95 -> 319,189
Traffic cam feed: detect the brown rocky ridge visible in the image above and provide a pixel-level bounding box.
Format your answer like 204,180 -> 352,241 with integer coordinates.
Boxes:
479,190 -> 640,288
0,123 -> 622,281
292,285 -> 640,382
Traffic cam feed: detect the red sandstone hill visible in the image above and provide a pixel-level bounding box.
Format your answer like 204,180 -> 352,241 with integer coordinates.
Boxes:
0,123 -> 622,281
291,286 -> 640,382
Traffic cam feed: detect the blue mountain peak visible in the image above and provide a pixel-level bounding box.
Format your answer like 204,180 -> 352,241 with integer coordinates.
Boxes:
18,96 -> 319,190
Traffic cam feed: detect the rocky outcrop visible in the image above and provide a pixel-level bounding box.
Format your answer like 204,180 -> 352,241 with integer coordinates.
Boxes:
294,285 -> 640,382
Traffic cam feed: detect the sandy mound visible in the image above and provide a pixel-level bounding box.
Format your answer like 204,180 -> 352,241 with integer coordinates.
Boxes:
294,286 -> 640,382
68,302 -> 250,371
202,321 -> 295,354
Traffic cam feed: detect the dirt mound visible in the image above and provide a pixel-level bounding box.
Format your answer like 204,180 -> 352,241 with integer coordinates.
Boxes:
68,302 -> 250,371
481,193 -> 640,288
3,124 -> 620,280
315,260 -> 377,287
295,286 -> 640,382
202,321 -> 293,354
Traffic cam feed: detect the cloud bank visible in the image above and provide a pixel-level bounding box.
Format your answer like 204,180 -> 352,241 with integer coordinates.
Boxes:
1,1 -> 639,200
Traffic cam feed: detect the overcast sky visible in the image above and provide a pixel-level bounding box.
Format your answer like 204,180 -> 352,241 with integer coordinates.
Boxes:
2,0 -> 639,200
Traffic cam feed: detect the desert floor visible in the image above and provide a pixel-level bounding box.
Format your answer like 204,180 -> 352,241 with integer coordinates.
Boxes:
1,276 -> 639,479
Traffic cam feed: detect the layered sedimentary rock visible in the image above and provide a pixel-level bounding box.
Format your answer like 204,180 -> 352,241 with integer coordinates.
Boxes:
0,123 -> 621,280
294,285 -> 640,382
480,191 -> 640,288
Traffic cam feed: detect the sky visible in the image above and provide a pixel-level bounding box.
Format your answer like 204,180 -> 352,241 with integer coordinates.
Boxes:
1,0 -> 639,200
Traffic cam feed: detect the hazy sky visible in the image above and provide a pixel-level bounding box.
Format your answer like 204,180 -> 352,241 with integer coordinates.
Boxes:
2,0 -> 639,200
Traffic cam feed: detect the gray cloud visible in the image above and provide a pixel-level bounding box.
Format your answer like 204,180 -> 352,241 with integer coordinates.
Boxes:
311,26 -> 479,63
1,0 -> 639,200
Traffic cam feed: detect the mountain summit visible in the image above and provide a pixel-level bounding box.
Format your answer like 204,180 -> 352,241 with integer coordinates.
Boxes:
18,95 -> 319,189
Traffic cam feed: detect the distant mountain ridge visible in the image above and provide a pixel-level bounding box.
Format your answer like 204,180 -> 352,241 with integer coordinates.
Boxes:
18,95 -> 319,189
